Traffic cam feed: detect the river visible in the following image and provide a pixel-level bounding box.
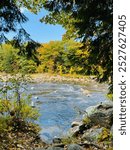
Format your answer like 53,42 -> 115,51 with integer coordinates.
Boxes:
27,81 -> 109,143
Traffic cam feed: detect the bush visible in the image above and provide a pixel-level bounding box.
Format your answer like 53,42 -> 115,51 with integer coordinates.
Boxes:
0,74 -> 39,132
0,44 -> 37,74
0,44 -> 19,73
97,128 -> 113,142
19,57 -> 37,73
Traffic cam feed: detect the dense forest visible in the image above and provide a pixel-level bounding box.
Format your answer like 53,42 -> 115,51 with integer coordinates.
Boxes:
0,0 -> 113,149
0,39 -> 104,78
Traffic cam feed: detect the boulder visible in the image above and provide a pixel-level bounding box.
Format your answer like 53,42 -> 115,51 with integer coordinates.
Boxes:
84,102 -> 113,128
82,127 -> 104,142
80,88 -> 91,96
67,144 -> 83,150
46,147 -> 64,150
53,137 -> 62,144
69,121 -> 89,136
71,121 -> 82,128
69,126 -> 79,137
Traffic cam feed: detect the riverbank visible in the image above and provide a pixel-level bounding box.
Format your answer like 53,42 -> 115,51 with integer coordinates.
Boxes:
0,72 -> 101,85
30,73 -> 98,85
0,122 -> 47,150
45,102 -> 113,150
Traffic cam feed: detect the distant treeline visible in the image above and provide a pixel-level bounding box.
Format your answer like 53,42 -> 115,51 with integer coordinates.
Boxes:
0,39 -> 104,77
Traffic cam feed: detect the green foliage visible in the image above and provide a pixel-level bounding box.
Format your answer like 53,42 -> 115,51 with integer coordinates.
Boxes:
0,74 -> 39,133
0,0 -> 28,43
37,40 -> 92,75
41,0 -> 113,92
0,44 -> 19,73
0,44 -> 37,74
61,135 -> 80,145
0,41 -> 93,76
0,0 -> 41,60
0,115 -> 10,132
19,57 -> 37,73
82,116 -> 91,125
0,74 -> 44,149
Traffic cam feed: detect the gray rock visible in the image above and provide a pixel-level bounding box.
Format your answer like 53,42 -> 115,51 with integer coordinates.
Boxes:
82,128 -> 104,142
79,123 -> 89,133
84,102 -> 113,128
96,102 -> 113,110
53,137 -> 62,144
71,121 -> 82,128
70,120 -> 91,137
80,88 -> 91,96
69,126 -> 79,137
71,121 -> 88,131
67,144 -> 83,150
85,102 -> 113,114
46,147 -> 64,150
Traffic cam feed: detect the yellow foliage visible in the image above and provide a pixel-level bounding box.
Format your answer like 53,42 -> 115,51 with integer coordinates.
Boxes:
97,128 -> 113,142
82,116 -> 91,124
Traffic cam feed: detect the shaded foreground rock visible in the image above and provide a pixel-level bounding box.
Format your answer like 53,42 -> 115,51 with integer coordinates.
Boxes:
37,102 -> 113,150
46,147 -> 64,150
63,102 -> 113,150
53,137 -> 62,144
83,102 -> 113,128
67,144 -> 83,150
82,128 -> 104,142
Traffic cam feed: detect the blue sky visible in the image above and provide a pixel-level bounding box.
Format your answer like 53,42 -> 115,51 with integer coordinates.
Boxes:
7,8 -> 66,43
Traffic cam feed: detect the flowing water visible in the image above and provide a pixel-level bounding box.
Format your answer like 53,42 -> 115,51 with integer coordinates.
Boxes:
27,82 -> 109,143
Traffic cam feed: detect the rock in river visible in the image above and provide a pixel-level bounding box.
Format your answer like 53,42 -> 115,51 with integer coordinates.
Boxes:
71,121 -> 82,128
83,102 -> 113,128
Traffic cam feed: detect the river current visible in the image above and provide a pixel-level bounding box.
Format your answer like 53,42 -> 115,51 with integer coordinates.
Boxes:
27,82 -> 108,142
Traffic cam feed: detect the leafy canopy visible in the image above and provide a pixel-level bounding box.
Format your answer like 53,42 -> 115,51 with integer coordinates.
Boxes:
0,0 -> 41,56
41,0 -> 113,84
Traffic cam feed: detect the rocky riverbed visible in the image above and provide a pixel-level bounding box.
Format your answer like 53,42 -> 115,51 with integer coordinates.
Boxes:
30,73 -> 97,85
42,102 -> 113,150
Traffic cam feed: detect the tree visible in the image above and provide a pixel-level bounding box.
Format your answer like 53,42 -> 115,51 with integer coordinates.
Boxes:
0,44 -> 19,73
37,40 -> 87,74
0,0 -> 40,56
0,0 -> 27,43
0,44 -> 37,73
40,0 -> 113,90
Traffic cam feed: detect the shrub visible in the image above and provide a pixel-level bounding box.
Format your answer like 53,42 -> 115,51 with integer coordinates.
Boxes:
82,116 -> 91,124
0,74 -> 39,132
18,57 -> 37,73
0,44 -> 37,74
97,128 -> 113,142
0,44 -> 19,73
